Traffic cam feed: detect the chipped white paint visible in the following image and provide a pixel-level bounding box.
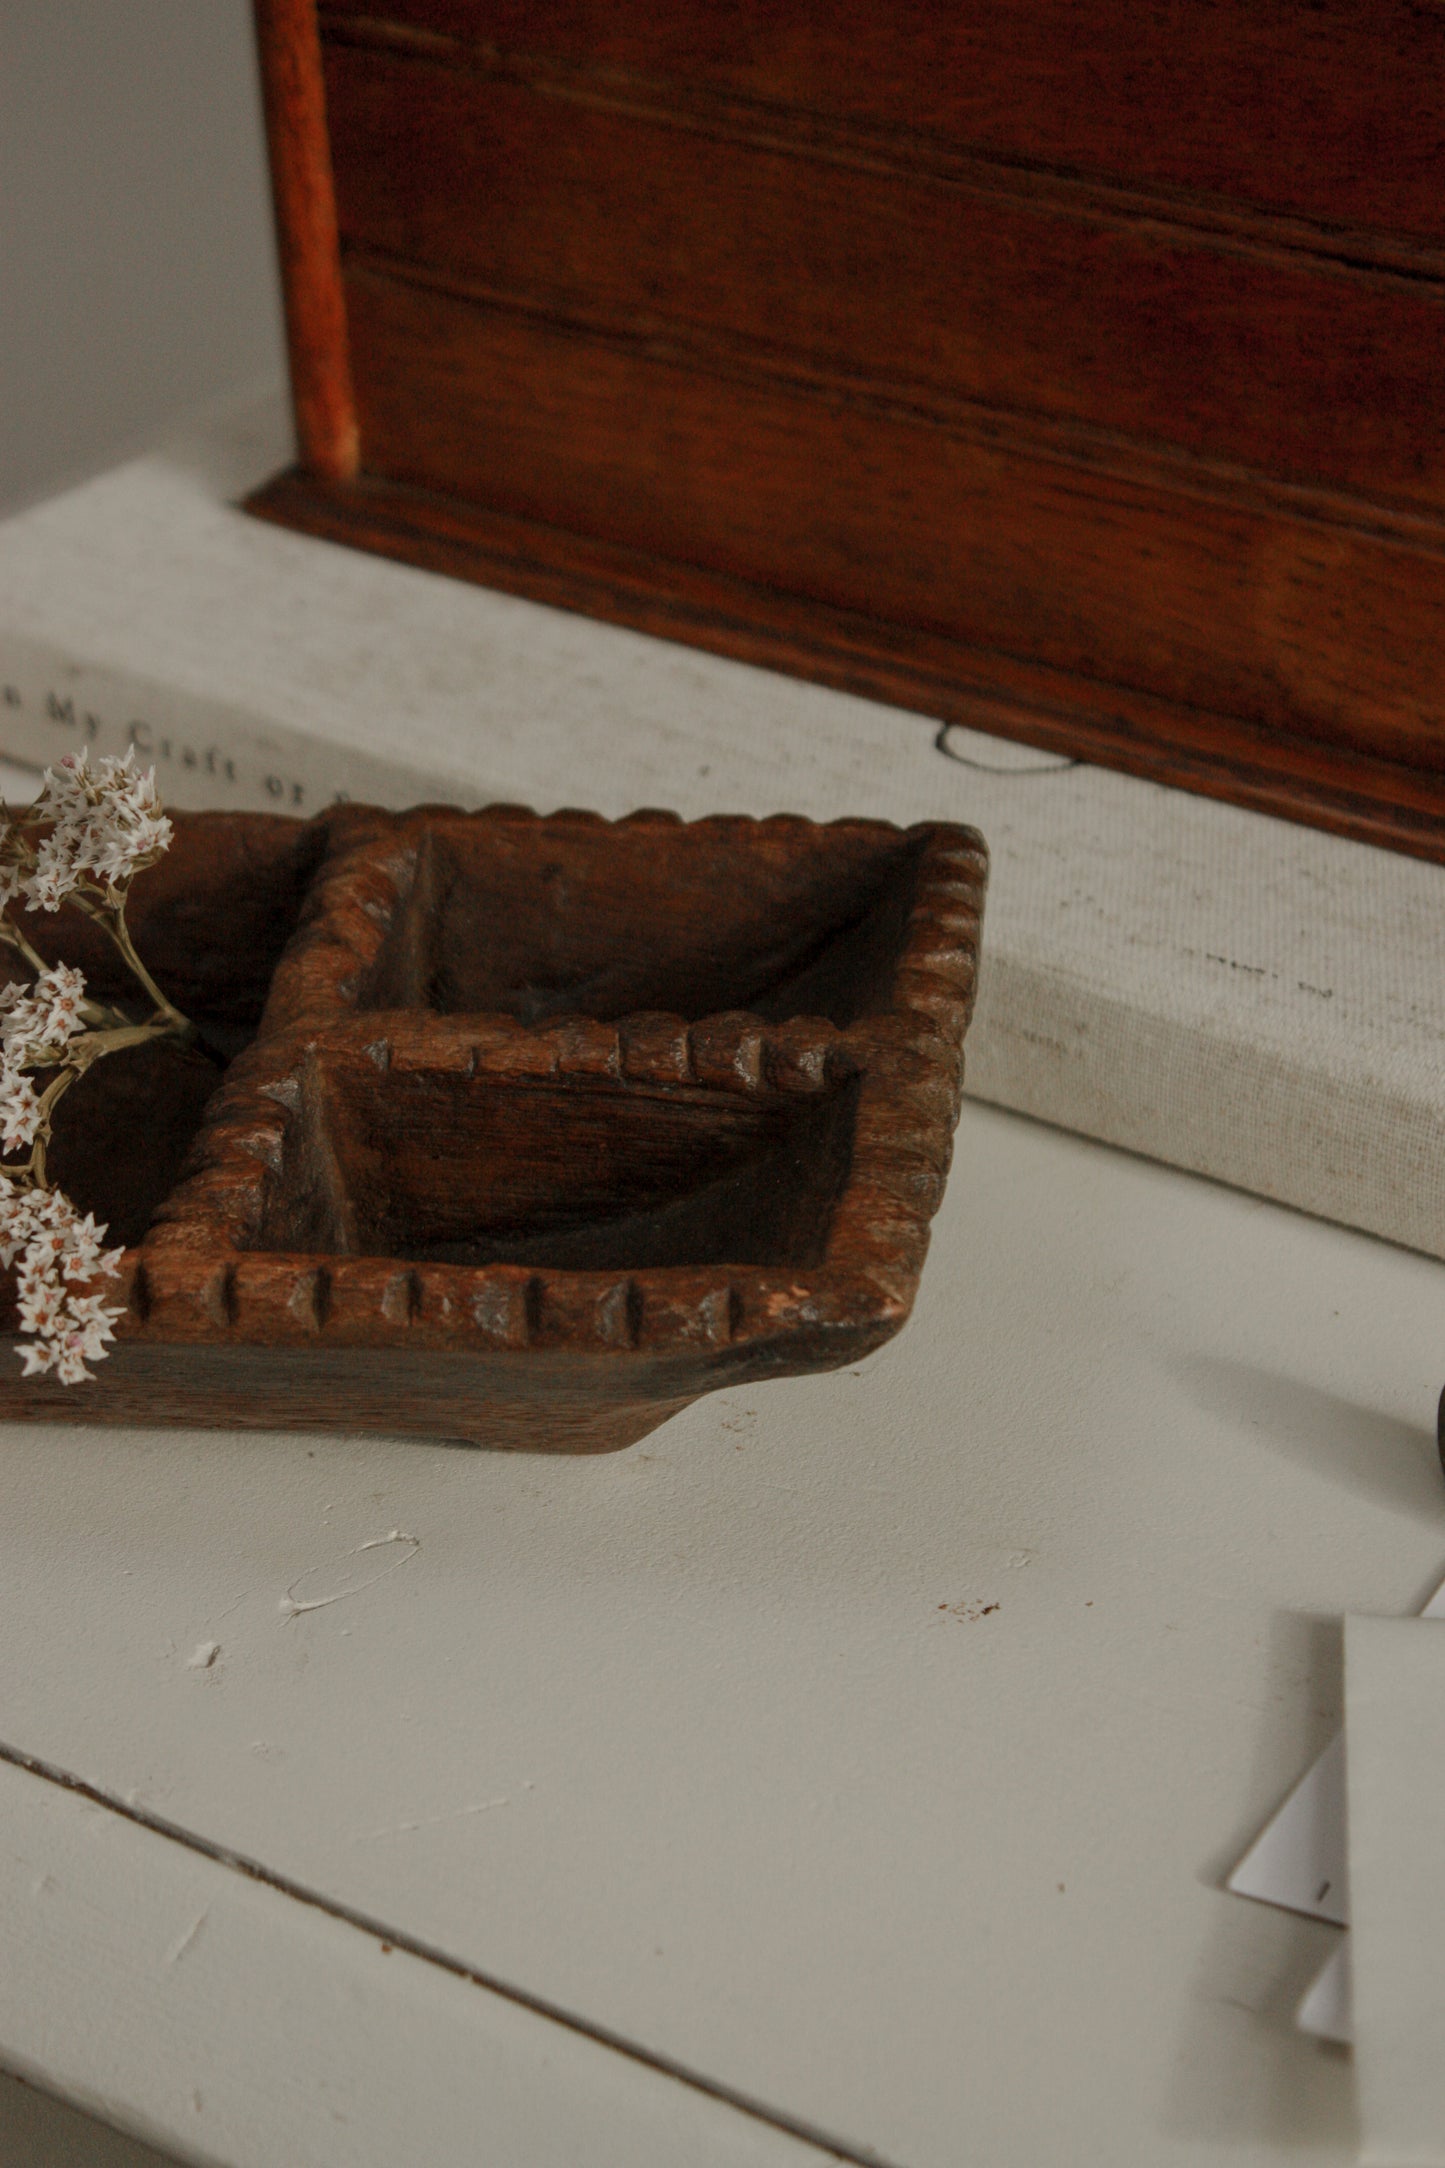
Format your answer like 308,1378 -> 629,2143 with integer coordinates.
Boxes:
163,1913 -> 207,1966
279,1535 -> 420,1619
354,1797 -> 516,1844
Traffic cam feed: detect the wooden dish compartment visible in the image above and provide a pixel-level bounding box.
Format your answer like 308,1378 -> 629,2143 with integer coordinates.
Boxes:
246,1023 -> 863,1275
29,812 -> 328,1249
264,802 -> 947,1034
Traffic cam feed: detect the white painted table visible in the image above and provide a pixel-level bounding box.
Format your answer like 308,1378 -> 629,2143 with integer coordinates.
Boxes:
5,18 -> 1440,2150
2,1093 -> 1441,2165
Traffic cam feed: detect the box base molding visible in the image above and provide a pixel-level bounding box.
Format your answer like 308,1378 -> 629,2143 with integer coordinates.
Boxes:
246,466 -> 1445,868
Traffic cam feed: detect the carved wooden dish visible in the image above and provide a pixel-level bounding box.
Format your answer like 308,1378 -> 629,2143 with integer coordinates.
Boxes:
0,802 -> 987,1451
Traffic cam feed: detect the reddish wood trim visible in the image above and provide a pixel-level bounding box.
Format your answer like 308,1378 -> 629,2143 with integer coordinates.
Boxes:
253,0 -> 359,480
245,466 -> 1445,866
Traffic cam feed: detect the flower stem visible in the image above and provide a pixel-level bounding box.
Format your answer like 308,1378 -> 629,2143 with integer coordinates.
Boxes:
70,1017 -> 187,1063
0,914 -> 51,982
21,1067 -> 81,1189
66,892 -> 194,1040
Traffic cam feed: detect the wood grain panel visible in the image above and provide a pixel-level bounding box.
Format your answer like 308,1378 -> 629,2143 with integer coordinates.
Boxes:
321,42 -> 1445,510
245,462 -> 1445,863
318,0 -> 1445,247
339,265 -> 1445,775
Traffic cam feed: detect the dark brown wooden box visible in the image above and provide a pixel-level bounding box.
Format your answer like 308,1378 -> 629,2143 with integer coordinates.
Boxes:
247,1 -> 1445,863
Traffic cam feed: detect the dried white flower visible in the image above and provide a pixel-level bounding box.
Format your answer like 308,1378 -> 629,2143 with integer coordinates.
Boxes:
0,960 -> 88,1067
0,1176 -> 124,1383
0,752 -> 188,1383
0,1072 -> 42,1153
20,749 -> 173,912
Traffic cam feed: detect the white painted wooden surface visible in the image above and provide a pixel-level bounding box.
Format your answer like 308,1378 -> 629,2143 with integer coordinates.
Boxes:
3,22 -> 1440,2154
1,394 -> 1443,1256
3,1099 -> 1442,2163
0,2068 -> 177,2168
0,1758 -> 826,2168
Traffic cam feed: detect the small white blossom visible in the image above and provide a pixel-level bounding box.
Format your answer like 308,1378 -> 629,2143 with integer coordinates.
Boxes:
17,1280 -> 67,1334
0,753 -> 179,1385
0,960 -> 89,1068
0,1175 -> 124,1382
38,960 -> 86,1035
0,1072 -> 41,1152
21,749 -> 173,910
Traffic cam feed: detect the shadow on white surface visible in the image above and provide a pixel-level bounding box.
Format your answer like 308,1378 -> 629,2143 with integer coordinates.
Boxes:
1196,1609 -> 1345,1892
1161,1895 -> 1355,2155
0,2071 -> 182,2168
1171,1356 -> 1443,1525
1164,1603 -> 1356,2151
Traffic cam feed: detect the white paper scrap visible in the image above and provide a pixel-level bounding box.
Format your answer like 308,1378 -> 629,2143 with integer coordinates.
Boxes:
1227,1570 -> 1445,1926
1296,1939 -> 1352,2046
1344,1615 -> 1445,2164
1227,1728 -> 1349,1924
